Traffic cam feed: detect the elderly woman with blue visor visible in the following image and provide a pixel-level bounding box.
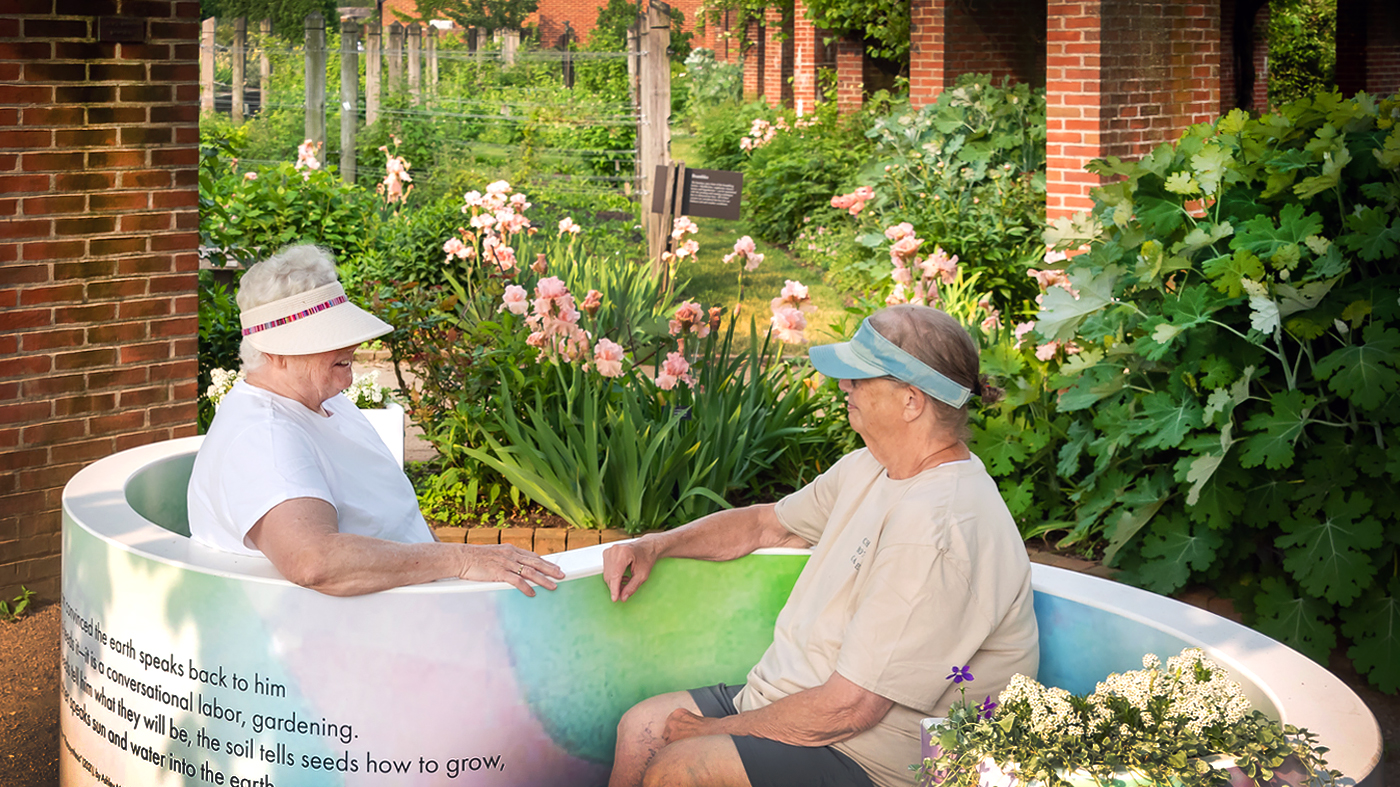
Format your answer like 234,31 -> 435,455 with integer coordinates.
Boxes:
602,304 -> 1039,787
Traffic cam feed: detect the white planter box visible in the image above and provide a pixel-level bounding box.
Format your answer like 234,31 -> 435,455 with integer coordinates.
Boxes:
361,402 -> 405,466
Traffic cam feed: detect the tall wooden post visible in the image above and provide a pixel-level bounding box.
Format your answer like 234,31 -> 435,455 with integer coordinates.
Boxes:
231,17 -> 246,124
408,23 -> 422,104
200,17 -> 215,114
366,21 -> 381,125
305,12 -> 327,154
501,29 -> 520,65
562,22 -> 574,88
387,22 -> 403,94
639,1 -> 673,274
341,19 -> 359,183
259,18 -> 272,107
427,27 -> 438,97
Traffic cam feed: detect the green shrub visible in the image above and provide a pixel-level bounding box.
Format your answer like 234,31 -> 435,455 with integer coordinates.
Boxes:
737,103 -> 873,245
197,272 -> 243,432
996,91 -> 1400,692
832,75 -> 1048,310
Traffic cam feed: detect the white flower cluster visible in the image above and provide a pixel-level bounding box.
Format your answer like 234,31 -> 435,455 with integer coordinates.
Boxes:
1092,648 -> 1250,736
999,674 -> 1081,738
345,371 -> 394,409
205,368 -> 245,408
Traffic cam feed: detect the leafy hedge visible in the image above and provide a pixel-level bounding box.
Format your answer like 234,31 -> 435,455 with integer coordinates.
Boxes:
990,91 -> 1400,692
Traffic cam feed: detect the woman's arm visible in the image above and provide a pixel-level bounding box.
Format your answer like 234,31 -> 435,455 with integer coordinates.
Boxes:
662,670 -> 894,747
602,503 -> 810,602
247,497 -> 564,597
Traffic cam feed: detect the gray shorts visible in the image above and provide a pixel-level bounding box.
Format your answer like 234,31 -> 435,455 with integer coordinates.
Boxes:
687,683 -> 877,787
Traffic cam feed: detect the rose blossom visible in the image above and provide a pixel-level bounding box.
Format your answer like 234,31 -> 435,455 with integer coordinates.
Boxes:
884,222 -> 915,241
921,247 -> 960,285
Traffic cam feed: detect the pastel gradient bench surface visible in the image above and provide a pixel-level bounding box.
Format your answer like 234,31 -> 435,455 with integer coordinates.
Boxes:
60,438 -> 1382,786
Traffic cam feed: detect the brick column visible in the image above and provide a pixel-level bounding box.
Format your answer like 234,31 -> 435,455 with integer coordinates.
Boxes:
763,7 -> 784,107
1338,0 -> 1400,97
792,0 -> 818,113
835,36 -> 862,113
1045,0 -> 1105,219
0,1 -> 201,601
742,19 -> 762,99
909,0 -> 946,108
1046,0 -> 1222,222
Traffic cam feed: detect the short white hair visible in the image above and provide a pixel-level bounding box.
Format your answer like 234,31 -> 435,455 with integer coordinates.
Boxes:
237,244 -> 340,370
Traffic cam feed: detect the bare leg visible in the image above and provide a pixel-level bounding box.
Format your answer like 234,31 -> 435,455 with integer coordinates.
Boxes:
609,691 -> 704,787
642,735 -> 751,787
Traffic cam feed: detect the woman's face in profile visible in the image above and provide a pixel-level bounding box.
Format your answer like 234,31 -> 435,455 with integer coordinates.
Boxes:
284,344 -> 359,402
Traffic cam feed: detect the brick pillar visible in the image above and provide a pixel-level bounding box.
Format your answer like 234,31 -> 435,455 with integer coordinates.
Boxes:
1335,0 -> 1368,96
1370,0 -> 1400,95
1251,4 -> 1269,111
0,2 -> 201,601
1338,0 -> 1400,97
792,0 -> 818,113
1046,0 -> 1222,222
835,37 -> 862,113
1045,0 -> 1105,219
909,0 -> 946,108
763,7 -> 784,107
742,19 -> 762,99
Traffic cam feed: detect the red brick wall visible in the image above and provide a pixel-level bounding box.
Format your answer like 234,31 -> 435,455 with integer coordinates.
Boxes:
909,0 -> 946,107
762,6 -> 785,108
1045,0 -> 1105,218
945,0 -> 1046,88
792,0 -> 817,112
1371,0 -> 1400,95
1047,0 -> 1222,220
742,19 -> 761,99
1340,0 -> 1400,97
0,0 -> 201,602
835,37 -> 862,113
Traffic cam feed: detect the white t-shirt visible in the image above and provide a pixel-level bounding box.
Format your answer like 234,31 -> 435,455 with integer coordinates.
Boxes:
737,448 -> 1039,787
188,381 -> 434,556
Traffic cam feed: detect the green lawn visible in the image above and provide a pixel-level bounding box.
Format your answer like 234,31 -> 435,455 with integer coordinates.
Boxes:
669,133 -> 852,346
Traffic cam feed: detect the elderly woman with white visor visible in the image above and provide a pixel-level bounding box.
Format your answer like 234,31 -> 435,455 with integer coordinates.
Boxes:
188,244 -> 564,597
602,304 -> 1038,787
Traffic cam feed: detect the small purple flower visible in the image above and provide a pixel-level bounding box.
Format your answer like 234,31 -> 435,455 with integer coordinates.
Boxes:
946,665 -> 974,684
978,695 -> 998,719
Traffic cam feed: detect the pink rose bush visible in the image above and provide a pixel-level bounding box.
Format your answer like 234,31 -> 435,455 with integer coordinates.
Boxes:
830,186 -> 874,216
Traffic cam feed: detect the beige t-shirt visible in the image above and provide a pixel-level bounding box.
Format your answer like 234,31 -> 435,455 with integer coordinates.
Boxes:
735,448 -> 1039,787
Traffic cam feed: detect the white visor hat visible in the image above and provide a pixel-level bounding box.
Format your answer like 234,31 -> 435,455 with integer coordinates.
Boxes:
239,281 -> 392,356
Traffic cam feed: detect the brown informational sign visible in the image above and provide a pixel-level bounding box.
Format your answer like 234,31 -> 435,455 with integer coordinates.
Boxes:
651,165 -> 743,220
98,17 -> 146,42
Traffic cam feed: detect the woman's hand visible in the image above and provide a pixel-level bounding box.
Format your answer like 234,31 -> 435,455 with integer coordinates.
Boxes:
602,539 -> 659,602
456,544 -> 565,597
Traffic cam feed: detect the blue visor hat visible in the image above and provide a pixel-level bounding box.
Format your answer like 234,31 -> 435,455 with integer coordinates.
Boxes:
808,317 -> 972,408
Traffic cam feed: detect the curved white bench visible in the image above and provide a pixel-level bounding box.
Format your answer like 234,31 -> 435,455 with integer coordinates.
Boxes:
59,438 -> 1382,786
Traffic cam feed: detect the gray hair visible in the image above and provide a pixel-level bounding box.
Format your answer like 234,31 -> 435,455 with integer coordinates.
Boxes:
868,305 -> 999,439
237,244 -> 340,370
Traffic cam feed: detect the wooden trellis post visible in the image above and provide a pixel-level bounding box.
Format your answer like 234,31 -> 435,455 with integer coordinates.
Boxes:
639,1 -> 673,274
387,22 -> 403,94
200,17 -> 215,113
427,27 -> 438,96
341,19 -> 359,183
305,12 -> 326,153
408,23 -> 422,105
231,17 -> 246,124
259,18 -> 272,110
366,21 -> 381,125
